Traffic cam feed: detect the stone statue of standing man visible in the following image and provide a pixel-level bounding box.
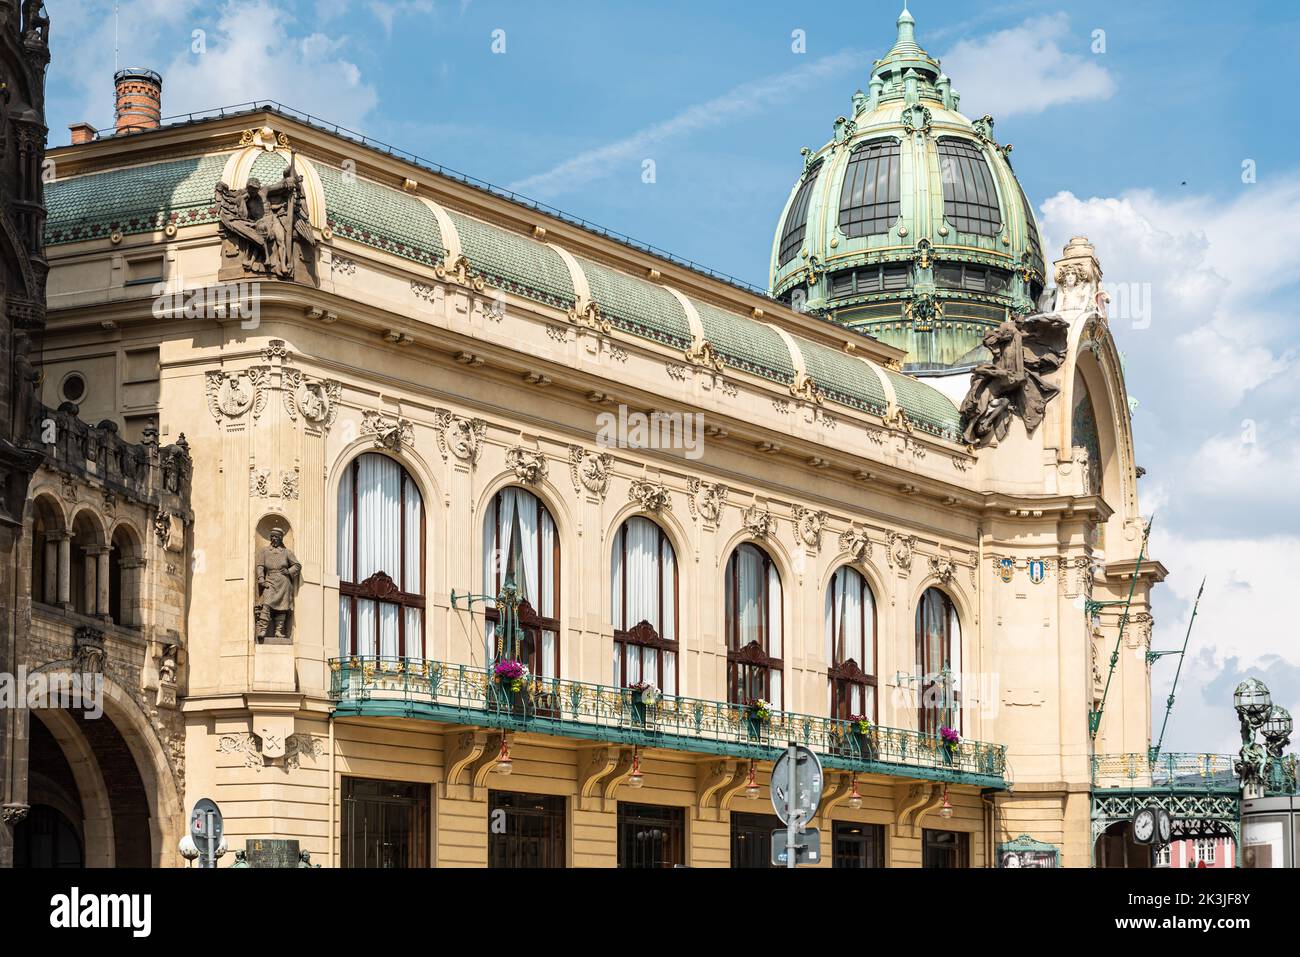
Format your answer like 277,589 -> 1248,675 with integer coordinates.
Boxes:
255,527 -> 301,642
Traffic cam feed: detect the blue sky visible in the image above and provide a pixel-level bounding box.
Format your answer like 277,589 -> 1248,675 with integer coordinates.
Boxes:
43,0 -> 1300,753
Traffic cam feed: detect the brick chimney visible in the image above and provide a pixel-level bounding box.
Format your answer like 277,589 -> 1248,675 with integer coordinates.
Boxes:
68,122 -> 97,144
113,68 -> 163,133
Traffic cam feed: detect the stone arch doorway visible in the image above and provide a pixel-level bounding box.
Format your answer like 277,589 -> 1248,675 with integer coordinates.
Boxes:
12,674 -> 182,867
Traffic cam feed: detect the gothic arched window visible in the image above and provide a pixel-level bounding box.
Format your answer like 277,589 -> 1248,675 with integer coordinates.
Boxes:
915,587 -> 962,734
483,488 -> 561,678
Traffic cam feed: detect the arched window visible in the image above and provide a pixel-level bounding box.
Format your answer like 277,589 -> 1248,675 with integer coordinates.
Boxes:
724,543 -> 783,706
777,162 -> 822,266
915,588 -> 962,735
838,139 -> 901,238
936,137 -> 1002,236
611,517 -> 678,694
108,526 -> 143,628
337,453 -> 425,660
825,566 -> 876,720
483,488 -> 560,678
69,512 -> 103,617
30,498 -> 64,607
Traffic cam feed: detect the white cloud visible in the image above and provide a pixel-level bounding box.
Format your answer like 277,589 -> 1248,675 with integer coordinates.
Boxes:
509,50 -> 863,199
1147,533 -> 1300,753
940,13 -> 1115,119
158,0 -> 379,129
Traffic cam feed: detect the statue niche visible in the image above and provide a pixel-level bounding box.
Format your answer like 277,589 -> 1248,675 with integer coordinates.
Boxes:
216,156 -> 319,286
254,521 -> 301,643
958,313 -> 1069,448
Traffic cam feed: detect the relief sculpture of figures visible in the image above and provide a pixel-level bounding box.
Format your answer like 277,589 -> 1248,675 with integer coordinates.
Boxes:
959,313 -> 1069,448
255,527 -> 301,642
215,152 -> 319,285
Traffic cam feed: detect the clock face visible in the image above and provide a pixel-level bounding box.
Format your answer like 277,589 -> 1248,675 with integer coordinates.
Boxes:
1157,810 -> 1172,843
1133,809 -> 1155,843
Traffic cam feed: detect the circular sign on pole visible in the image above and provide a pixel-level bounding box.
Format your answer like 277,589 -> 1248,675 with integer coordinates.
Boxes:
771,744 -> 823,825
190,798 -> 224,868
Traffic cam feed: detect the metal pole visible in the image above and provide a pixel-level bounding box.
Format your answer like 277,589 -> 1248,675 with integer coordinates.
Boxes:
1152,577 -> 1205,760
786,741 -> 798,869
205,810 -> 214,869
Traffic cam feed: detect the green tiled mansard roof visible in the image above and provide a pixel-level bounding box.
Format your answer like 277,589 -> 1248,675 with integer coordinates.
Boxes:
798,339 -> 889,417
885,368 -> 961,439
45,153 -> 230,244
448,210 -> 575,311
578,256 -> 692,349
693,299 -> 795,386
316,162 -> 445,268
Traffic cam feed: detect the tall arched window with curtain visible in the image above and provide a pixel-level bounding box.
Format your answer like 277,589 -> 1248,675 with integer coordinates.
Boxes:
825,566 -> 876,720
915,587 -> 962,735
724,543 -> 783,706
483,488 -> 560,678
611,516 -> 678,694
337,453 -> 425,661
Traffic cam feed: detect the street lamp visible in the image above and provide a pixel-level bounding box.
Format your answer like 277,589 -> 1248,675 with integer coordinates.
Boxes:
1234,679 -> 1274,800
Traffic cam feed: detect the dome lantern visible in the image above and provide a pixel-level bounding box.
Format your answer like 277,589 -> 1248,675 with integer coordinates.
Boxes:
769,5 -> 1046,373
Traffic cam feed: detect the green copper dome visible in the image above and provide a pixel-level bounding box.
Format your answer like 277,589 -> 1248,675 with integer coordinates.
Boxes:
769,5 -> 1046,372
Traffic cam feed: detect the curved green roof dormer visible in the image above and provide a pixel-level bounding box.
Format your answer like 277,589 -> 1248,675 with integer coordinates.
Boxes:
769,4 -> 1046,372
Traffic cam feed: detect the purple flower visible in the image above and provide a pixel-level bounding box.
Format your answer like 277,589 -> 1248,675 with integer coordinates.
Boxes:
494,660 -> 525,681
940,726 -> 960,745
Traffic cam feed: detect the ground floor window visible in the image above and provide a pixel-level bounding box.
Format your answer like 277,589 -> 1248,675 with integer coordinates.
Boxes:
833,821 -> 885,868
489,791 -> 566,868
618,803 -> 685,868
341,777 -> 430,868
922,828 -> 969,868
731,812 -> 783,869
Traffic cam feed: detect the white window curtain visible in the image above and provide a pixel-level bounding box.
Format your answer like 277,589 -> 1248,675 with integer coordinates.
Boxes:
734,545 -> 763,648
767,562 -> 782,660
337,466 -> 354,580
356,454 -> 400,583
403,477 -> 422,594
825,566 -> 874,670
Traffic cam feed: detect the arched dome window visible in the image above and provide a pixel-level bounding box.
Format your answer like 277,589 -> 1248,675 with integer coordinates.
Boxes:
838,139 -> 901,238
337,453 -> 425,660
777,161 -> 822,266
936,137 -> 1002,236
825,566 -> 877,720
724,543 -> 783,706
915,587 -> 962,734
611,517 -> 678,694
483,488 -> 560,678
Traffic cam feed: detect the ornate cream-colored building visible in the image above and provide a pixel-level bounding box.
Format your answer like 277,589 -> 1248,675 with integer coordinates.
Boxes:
3,8 -> 1165,868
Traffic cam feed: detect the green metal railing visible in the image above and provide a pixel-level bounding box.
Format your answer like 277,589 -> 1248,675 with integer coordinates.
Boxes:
1091,752 -> 1238,792
328,656 -> 1008,788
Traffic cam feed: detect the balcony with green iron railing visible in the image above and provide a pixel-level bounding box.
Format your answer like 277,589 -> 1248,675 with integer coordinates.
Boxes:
328,656 -> 1009,789
1090,752 -> 1239,792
